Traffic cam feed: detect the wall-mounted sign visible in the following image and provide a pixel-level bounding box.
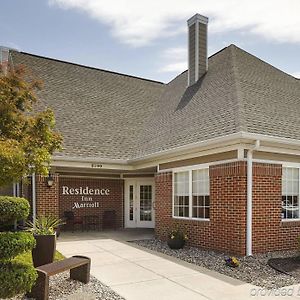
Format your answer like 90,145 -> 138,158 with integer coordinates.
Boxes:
61,185 -> 110,210
72,199 -> 100,209
62,186 -> 110,196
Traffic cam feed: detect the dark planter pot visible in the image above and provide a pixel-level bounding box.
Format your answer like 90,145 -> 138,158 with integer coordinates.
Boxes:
167,238 -> 185,249
55,226 -> 61,238
32,234 -> 56,267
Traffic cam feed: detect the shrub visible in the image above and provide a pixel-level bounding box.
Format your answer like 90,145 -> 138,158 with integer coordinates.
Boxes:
26,215 -> 65,235
0,196 -> 37,297
0,196 -> 30,224
0,262 -> 38,299
0,232 -> 36,261
168,225 -> 188,241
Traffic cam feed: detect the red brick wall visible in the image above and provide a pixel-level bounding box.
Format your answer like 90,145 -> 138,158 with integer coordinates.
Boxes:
210,162 -> 247,254
59,177 -> 124,229
155,161 -> 300,255
155,161 -> 247,255
279,221 -> 300,251
252,163 -> 300,253
36,175 -> 59,217
252,163 -> 282,253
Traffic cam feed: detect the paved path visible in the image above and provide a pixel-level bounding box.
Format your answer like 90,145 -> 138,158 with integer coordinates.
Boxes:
57,237 -> 300,300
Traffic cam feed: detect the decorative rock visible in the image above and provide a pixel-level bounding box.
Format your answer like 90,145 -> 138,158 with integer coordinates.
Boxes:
10,272 -> 124,300
134,239 -> 299,289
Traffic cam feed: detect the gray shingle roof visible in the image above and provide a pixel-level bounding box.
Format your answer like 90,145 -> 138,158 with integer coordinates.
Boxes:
10,51 -> 164,159
10,45 -> 300,160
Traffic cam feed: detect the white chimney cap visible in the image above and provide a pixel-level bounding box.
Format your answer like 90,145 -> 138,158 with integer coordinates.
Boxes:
187,14 -> 209,26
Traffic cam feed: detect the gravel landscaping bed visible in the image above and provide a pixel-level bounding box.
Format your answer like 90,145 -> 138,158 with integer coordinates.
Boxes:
11,272 -> 124,300
133,239 -> 300,289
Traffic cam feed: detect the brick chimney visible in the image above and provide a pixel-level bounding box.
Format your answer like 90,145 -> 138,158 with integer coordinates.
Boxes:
187,14 -> 208,86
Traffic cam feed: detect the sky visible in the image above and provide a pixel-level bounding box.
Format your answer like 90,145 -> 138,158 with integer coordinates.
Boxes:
1,0 -> 300,83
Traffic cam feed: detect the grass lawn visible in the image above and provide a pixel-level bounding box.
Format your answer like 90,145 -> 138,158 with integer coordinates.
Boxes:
13,250 -> 65,266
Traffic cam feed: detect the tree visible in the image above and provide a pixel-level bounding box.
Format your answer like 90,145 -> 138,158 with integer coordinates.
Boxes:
0,64 -> 62,186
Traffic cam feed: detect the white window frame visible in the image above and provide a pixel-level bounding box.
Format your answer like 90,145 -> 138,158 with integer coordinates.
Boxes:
282,165 -> 300,222
172,164 -> 210,221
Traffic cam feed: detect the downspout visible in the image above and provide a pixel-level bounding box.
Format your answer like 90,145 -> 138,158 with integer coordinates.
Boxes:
246,140 -> 260,256
13,182 -> 16,197
32,172 -> 36,222
13,182 -> 17,230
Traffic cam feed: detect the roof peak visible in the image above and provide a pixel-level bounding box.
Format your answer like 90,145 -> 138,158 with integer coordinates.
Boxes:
11,50 -> 165,85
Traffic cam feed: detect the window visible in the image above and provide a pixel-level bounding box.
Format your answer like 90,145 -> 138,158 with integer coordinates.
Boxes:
192,169 -> 210,219
129,185 -> 134,221
282,167 -> 300,220
174,171 -> 189,217
173,168 -> 210,220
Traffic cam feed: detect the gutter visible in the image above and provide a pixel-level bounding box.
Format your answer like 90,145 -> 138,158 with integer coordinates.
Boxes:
51,132 -> 300,169
52,156 -> 128,164
246,140 -> 260,256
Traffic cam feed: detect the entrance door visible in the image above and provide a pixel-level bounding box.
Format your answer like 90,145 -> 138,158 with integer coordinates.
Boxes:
125,179 -> 155,228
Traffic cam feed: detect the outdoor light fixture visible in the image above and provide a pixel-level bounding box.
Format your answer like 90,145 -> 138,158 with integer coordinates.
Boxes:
47,174 -> 54,187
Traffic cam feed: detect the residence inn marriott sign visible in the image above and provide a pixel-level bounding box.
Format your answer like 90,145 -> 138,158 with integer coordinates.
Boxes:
2,13 -> 300,255
58,177 -> 123,228
62,185 -> 110,209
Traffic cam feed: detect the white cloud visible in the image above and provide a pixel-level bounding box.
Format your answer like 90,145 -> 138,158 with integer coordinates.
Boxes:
160,61 -> 187,73
49,0 -> 300,47
159,47 -> 187,73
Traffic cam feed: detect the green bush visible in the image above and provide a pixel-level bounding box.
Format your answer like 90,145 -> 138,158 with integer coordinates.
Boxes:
0,196 -> 30,224
0,232 -> 36,261
27,215 -> 65,235
0,262 -> 38,298
0,196 -> 37,298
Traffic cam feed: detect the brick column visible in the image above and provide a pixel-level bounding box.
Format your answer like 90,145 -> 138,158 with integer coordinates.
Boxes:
209,161 -> 247,254
155,172 -> 173,239
252,163 -> 282,253
36,174 -> 59,217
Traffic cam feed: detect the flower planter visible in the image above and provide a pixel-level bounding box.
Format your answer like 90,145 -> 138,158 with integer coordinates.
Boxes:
32,234 -> 56,267
225,262 -> 238,268
55,226 -> 61,238
167,238 -> 185,249
224,257 -> 240,268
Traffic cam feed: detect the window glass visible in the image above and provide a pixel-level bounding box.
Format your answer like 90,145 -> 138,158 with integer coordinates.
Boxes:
173,168 -> 210,220
282,167 -> 299,220
174,171 -> 189,217
192,169 -> 210,219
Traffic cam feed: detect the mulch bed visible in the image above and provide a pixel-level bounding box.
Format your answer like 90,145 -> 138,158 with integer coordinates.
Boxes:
268,256 -> 300,277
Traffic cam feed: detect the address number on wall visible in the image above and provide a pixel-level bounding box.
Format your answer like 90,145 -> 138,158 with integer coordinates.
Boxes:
91,163 -> 103,168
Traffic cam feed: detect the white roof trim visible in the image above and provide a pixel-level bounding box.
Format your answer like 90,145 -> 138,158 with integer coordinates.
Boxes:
51,131 -> 300,169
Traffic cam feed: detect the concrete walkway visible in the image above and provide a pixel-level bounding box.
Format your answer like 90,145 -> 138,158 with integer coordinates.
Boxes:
57,231 -> 300,300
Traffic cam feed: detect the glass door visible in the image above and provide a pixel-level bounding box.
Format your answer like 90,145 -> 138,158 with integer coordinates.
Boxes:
125,179 -> 155,228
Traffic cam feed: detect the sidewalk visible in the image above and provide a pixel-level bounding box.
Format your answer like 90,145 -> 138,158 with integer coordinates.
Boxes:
57,236 -> 300,300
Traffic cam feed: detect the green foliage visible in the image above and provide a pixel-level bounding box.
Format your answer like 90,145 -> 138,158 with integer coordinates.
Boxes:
0,232 -> 36,261
27,215 -> 65,235
0,196 -> 30,224
0,250 -> 63,298
14,250 -> 65,266
0,64 -> 62,186
0,262 -> 38,298
168,225 -> 188,241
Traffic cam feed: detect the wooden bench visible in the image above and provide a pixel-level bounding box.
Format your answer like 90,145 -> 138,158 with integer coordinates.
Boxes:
27,255 -> 91,300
